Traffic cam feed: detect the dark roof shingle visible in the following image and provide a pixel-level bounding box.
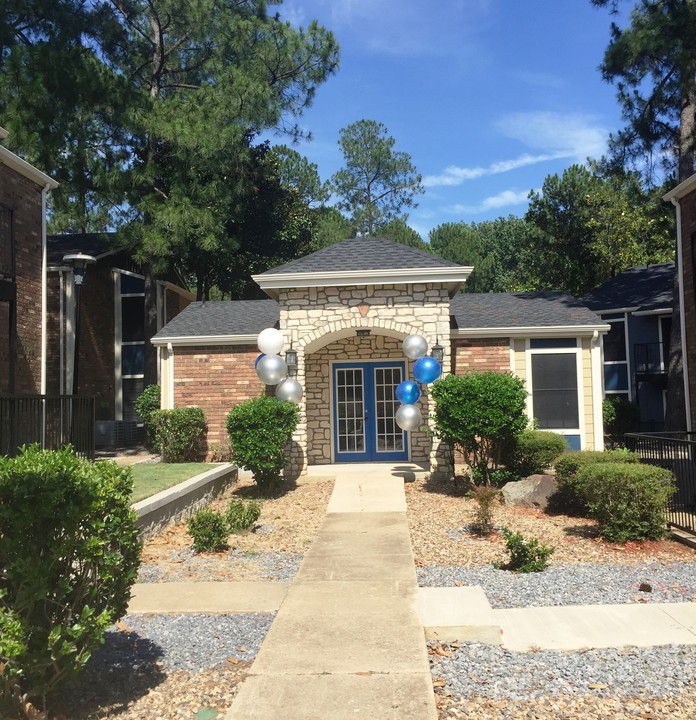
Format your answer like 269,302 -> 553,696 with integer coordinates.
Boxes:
582,263 -> 674,313
450,292 -> 605,330
258,237 -> 461,275
153,299 -> 279,340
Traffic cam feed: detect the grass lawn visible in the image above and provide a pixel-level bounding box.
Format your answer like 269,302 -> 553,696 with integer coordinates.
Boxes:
130,463 -> 222,503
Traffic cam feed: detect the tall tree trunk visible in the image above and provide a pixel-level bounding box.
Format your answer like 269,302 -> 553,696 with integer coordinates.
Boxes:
143,265 -> 159,387
665,87 -> 695,430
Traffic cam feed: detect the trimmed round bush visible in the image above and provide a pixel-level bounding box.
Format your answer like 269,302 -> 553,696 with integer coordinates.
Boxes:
226,396 -> 299,494
501,430 -> 568,477
0,446 -> 141,715
186,509 -> 229,553
134,384 -> 161,448
577,462 -> 675,542
150,406 -> 207,462
226,498 -> 262,532
552,449 -> 640,515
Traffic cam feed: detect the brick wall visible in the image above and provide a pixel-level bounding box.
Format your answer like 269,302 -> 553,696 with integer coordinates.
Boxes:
452,338 -> 511,375
0,163 -> 44,394
173,344 -> 265,456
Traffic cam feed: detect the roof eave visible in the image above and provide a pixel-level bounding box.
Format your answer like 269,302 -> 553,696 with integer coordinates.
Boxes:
663,172 -> 696,202
152,334 -> 259,347
0,145 -> 58,189
253,267 -> 473,299
452,324 -> 611,339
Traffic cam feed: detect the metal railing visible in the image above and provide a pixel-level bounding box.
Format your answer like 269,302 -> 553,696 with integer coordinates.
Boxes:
633,342 -> 666,376
625,432 -> 696,535
0,395 -> 95,460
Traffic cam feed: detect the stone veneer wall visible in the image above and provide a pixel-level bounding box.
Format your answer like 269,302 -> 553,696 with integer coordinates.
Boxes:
279,283 -> 452,476
305,334 -> 431,464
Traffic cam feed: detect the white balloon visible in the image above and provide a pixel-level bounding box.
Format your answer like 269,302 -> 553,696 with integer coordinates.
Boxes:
402,334 -> 428,360
395,403 -> 422,432
276,378 -> 303,403
257,327 -> 285,356
256,354 -> 288,385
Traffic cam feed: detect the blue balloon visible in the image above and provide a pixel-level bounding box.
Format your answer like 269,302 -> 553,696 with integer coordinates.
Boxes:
255,353 -> 265,367
413,356 -> 442,384
396,380 -> 421,405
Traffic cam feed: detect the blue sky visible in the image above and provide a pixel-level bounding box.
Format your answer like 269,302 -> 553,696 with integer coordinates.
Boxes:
273,0 -> 627,241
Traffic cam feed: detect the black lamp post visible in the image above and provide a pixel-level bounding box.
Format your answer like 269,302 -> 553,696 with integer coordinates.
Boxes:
63,253 -> 96,395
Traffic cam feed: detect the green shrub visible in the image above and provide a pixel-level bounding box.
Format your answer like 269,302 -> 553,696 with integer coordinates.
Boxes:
186,509 -> 229,552
0,446 -> 141,715
226,396 -> 299,494
431,371 -> 528,485
552,449 -> 640,515
493,527 -> 555,573
226,498 -> 262,532
501,430 -> 568,477
150,407 -> 207,462
470,485 -> 500,535
603,396 -> 640,448
577,462 -> 675,543
135,384 -> 161,448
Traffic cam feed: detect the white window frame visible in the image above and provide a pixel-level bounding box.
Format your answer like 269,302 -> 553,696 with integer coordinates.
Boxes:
602,314 -> 631,400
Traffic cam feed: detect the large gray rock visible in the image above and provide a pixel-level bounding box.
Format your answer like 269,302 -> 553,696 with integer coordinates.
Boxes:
501,474 -> 557,510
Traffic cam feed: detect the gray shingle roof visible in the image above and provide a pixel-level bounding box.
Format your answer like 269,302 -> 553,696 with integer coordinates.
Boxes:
582,263 -> 674,313
258,237 -> 462,275
152,299 -> 279,340
47,233 -> 118,264
450,292 -> 605,330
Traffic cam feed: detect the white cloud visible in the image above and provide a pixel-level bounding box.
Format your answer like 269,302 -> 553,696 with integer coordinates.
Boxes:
446,189 -> 533,215
497,111 -> 608,162
424,152 -> 568,187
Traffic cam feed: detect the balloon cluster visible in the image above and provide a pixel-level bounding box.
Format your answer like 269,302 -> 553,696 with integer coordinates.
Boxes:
394,334 -> 442,432
255,328 -> 303,403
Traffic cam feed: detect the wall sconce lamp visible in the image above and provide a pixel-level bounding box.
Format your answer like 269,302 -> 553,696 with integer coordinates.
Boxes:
431,337 -> 444,364
285,346 -> 298,377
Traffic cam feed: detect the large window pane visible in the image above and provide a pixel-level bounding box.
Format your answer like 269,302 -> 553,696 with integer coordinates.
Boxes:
121,297 -> 145,342
122,344 -> 145,376
603,322 -> 627,362
604,364 -> 628,391
532,353 -> 579,429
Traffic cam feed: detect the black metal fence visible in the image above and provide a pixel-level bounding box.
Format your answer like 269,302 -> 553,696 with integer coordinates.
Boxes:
0,395 -> 95,460
625,432 -> 696,535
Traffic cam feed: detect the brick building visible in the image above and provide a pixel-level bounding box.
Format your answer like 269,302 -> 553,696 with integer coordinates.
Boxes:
153,237 -> 609,475
46,233 -> 193,444
0,127 -> 58,394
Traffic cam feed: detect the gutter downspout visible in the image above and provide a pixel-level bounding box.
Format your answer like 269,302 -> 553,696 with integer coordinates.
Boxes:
40,184 -> 49,395
669,196 -> 692,432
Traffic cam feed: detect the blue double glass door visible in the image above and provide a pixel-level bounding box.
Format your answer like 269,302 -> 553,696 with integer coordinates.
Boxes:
332,361 -> 408,462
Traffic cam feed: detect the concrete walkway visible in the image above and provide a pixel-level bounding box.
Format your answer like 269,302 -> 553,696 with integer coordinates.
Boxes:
127,462 -> 696,717
224,463 -> 438,720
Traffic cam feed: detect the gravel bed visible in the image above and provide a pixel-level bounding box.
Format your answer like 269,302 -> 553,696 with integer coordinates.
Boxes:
418,561 -> 696,607
431,642 -> 696,702
90,613 -> 274,672
137,549 -> 303,583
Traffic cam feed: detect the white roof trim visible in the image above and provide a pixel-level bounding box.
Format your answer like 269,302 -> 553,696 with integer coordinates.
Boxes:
632,307 -> 672,317
453,324 -> 610,339
663,172 -> 696,202
253,266 -> 473,298
0,144 -> 58,189
152,334 -> 258,347
594,307 -> 638,315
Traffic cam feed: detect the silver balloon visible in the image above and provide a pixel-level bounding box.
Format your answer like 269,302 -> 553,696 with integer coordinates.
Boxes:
402,334 -> 428,360
257,327 -> 285,356
395,403 -> 422,432
275,378 -> 303,403
256,354 -> 288,385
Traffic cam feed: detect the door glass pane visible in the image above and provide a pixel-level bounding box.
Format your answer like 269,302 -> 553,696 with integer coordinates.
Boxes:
336,368 -> 365,453
374,366 -> 404,453
531,354 -> 579,429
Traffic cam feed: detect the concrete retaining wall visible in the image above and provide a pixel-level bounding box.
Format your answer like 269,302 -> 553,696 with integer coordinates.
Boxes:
132,463 -> 237,539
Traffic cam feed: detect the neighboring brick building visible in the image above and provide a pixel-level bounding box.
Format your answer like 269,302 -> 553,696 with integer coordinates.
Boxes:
0,127 -> 58,394
153,237 -> 609,474
46,233 -> 193,444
